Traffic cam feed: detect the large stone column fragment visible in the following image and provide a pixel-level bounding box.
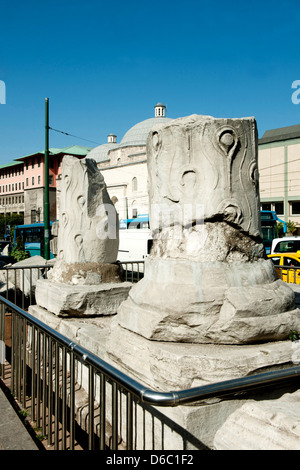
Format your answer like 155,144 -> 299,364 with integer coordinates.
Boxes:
56,155 -> 119,266
117,115 -> 300,344
36,156 -> 131,317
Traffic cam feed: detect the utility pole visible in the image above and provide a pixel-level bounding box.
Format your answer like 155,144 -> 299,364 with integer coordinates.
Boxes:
44,97 -> 50,260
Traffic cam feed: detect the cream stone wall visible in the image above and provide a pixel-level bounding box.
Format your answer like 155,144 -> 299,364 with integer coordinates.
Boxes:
258,139 -> 300,227
287,143 -> 300,198
99,160 -> 148,221
259,147 -> 285,200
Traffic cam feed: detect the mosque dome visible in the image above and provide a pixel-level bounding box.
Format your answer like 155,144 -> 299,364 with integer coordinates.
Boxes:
86,142 -> 118,163
86,103 -> 172,163
120,116 -> 172,147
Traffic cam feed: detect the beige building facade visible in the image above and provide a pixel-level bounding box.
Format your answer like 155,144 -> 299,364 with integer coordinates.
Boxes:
258,124 -> 300,228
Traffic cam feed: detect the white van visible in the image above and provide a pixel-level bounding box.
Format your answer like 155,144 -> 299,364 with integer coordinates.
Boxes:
271,236 -> 300,254
118,228 -> 153,262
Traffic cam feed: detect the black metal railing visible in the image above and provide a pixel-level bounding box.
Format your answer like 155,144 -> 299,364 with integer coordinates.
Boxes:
1,261 -> 300,450
0,261 -> 145,309
1,294 -> 300,450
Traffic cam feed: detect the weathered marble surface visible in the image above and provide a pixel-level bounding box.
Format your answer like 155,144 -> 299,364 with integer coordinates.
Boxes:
50,156 -> 119,283
214,390 -> 300,450
35,279 -> 131,317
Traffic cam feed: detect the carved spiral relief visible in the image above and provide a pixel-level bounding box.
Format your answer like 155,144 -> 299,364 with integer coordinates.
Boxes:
217,199 -> 243,226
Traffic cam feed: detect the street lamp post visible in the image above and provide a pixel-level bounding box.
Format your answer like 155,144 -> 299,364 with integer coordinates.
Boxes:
44,98 -> 50,260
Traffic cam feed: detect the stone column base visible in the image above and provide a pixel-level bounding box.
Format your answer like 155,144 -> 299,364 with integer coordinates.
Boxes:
35,279 -> 132,317
117,256 -> 300,344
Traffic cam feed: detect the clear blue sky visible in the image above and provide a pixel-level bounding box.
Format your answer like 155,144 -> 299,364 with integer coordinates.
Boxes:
0,0 -> 299,164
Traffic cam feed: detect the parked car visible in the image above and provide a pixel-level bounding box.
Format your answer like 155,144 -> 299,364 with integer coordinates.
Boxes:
268,253 -> 300,284
271,236 -> 300,254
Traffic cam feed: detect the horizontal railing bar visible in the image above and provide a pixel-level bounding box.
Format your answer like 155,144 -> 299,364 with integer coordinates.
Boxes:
0,264 -> 52,270
1,294 -> 300,408
278,265 -> 299,269
119,261 -> 145,264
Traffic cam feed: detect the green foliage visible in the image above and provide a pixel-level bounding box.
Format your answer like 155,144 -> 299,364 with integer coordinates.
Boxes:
287,220 -> 297,234
10,246 -> 30,262
0,213 -> 24,239
277,222 -> 284,237
289,330 -> 300,341
277,220 -> 298,237
10,235 -> 30,262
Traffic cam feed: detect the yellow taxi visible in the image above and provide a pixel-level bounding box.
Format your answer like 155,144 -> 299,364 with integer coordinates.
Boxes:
268,253 -> 300,285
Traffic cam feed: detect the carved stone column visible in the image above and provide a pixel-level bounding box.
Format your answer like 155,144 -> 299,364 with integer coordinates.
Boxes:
35,156 -> 131,316
116,115 -> 300,344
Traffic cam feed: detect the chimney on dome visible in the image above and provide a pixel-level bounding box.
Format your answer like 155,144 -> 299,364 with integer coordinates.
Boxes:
107,134 -> 117,143
154,103 -> 166,118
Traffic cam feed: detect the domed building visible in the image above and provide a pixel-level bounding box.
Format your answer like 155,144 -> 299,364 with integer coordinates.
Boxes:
86,103 -> 173,221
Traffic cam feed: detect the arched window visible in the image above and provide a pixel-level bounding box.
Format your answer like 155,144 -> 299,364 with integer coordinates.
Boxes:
132,177 -> 138,191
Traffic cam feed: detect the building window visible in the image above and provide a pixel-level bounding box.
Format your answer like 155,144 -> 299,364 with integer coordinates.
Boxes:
38,175 -> 41,185
31,209 -> 39,223
261,202 -> 272,211
38,157 -> 41,167
132,177 -> 138,191
132,208 -> 138,218
290,201 -> 300,215
32,176 -> 35,185
49,175 -> 53,185
26,178 -> 28,187
261,201 -> 284,216
274,202 -> 284,216
32,158 -> 35,169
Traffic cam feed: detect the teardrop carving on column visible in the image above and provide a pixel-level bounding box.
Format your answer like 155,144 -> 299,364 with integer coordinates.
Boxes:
214,125 -> 239,193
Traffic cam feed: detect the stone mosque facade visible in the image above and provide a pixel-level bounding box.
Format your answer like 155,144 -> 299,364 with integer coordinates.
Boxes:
85,103 -> 172,222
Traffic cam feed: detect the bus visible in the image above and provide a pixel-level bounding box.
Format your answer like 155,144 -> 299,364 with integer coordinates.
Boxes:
260,210 -> 287,255
119,215 -> 150,230
13,222 -> 55,259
